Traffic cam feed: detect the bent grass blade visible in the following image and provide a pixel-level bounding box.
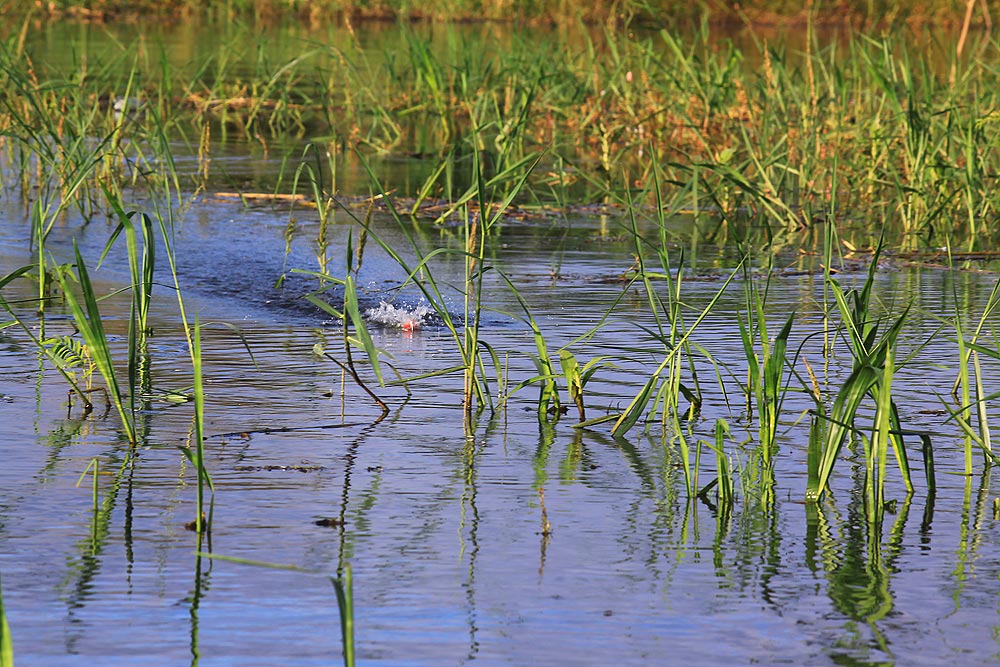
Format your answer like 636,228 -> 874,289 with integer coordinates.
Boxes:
56,244 -> 137,444
611,259 -> 743,438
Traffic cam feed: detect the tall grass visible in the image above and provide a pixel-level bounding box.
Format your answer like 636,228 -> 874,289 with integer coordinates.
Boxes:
54,246 -> 138,443
806,246 -> 914,508
3,22 -> 1000,253
738,265 -> 794,490
7,0 -> 988,26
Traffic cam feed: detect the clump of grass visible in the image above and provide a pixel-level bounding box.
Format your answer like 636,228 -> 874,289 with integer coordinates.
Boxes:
738,261 -> 795,496
806,244 -> 913,511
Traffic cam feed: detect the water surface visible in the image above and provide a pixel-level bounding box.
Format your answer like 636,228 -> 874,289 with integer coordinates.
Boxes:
2,18 -> 1000,667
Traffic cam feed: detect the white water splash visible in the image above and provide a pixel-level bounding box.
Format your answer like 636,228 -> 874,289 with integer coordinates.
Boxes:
364,301 -> 432,331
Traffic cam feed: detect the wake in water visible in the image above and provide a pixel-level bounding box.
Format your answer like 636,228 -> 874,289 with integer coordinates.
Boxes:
363,301 -> 434,331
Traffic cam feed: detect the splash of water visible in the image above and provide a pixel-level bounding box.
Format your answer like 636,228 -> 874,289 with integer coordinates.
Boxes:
363,301 -> 432,331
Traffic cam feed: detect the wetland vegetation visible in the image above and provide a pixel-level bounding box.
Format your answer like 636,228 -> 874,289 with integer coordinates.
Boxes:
2,5 -> 1000,665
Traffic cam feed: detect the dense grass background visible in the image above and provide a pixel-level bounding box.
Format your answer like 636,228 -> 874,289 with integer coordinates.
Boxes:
5,0 -> 992,26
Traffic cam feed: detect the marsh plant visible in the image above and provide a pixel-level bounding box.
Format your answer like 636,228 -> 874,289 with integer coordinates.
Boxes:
738,265 -> 795,495
806,246 -> 913,514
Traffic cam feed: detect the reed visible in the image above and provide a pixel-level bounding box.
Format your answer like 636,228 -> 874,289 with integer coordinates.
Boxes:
54,246 -> 138,443
178,319 -> 213,533
331,565 -> 356,667
3,22 -> 1000,253
102,192 -> 157,418
938,264 -> 1000,474
499,271 -> 560,421
738,263 -> 794,487
609,253 -> 741,439
704,418 -> 734,508
806,245 -> 913,504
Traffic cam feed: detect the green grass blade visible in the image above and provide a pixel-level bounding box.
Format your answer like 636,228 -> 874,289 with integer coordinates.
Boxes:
0,573 -> 11,667
331,565 -> 355,667
57,244 -> 136,443
808,364 -> 879,501
344,275 -> 383,386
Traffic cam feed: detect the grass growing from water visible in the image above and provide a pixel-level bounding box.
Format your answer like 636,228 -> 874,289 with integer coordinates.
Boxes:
4,19 -> 1000,251
54,246 -> 139,443
5,16 -> 1000,621
738,266 -> 794,492
805,244 -> 918,510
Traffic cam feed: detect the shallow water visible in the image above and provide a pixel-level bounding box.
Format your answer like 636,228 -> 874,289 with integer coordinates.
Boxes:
3,18 -> 1000,667
4,190 -> 1000,666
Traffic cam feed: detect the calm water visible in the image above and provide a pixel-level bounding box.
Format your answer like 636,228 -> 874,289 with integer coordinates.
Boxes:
2,18 -> 1000,667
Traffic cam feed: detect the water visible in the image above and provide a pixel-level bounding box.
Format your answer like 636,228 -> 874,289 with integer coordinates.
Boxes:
3,18 -> 1000,667
364,301 -> 434,331
4,195 -> 1000,665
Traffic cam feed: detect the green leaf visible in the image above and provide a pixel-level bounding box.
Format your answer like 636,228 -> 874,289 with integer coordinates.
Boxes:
344,275 -> 383,386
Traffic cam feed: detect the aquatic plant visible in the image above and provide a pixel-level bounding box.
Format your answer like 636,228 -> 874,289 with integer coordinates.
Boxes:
0,573 -> 11,667
4,19 -> 1000,254
947,271 -> 1000,472
102,194 -> 157,418
738,264 -> 795,491
806,246 -> 913,510
703,418 -> 734,508
294,168 -> 390,418
1,277 -> 107,415
178,319 -> 213,533
54,246 -> 138,443
6,0 -> 988,27
332,565 -> 356,667
608,246 -> 740,439
557,349 -> 608,422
